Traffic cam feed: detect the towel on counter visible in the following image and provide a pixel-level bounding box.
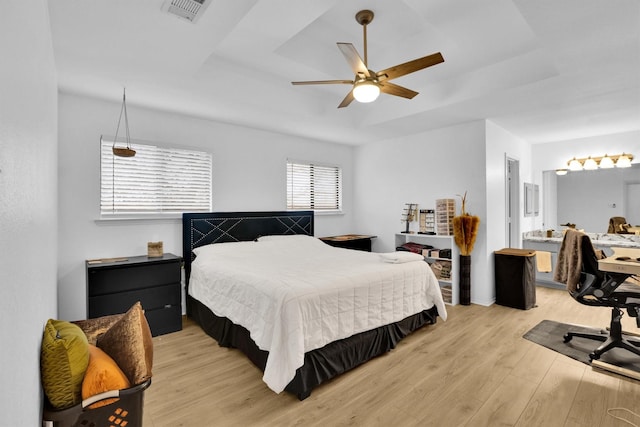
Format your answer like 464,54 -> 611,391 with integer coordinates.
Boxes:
380,251 -> 424,264
536,251 -> 552,273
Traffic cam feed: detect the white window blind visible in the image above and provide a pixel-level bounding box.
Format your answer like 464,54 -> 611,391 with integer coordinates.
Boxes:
286,160 -> 342,212
100,136 -> 212,215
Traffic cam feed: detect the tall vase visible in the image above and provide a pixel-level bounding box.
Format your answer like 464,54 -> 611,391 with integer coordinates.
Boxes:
459,255 -> 471,305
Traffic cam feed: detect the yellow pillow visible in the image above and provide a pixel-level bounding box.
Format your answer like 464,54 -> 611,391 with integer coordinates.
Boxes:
97,302 -> 153,385
41,319 -> 90,409
82,345 -> 130,408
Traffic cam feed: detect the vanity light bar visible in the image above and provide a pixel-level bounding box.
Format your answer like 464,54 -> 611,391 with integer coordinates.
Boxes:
556,153 -> 634,175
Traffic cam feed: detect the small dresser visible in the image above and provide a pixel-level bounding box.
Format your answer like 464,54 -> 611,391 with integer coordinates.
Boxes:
86,253 -> 182,336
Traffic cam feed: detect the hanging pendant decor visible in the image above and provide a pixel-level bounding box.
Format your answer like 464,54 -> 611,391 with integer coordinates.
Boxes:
112,88 -> 136,157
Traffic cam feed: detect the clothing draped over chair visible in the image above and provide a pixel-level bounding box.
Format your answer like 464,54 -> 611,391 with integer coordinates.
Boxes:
554,229 -> 587,292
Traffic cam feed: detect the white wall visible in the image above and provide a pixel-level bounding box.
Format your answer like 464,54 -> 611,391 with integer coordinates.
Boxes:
485,121 -> 534,243
0,1 -> 58,422
353,120 -> 534,306
354,120 -> 494,305
485,121 -> 532,303
58,93 -> 355,320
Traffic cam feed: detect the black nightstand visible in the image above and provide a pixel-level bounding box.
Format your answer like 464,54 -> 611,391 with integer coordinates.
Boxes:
86,253 -> 182,336
319,234 -> 377,252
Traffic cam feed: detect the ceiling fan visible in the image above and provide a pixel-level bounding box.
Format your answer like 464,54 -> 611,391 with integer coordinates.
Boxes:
291,9 -> 444,108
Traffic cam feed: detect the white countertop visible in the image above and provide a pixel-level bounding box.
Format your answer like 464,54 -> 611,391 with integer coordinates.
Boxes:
523,230 -> 640,248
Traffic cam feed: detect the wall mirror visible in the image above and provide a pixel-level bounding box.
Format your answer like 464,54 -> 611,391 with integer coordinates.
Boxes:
543,164 -> 640,232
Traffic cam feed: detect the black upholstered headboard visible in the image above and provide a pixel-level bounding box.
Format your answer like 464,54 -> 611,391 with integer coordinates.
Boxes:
182,211 -> 314,287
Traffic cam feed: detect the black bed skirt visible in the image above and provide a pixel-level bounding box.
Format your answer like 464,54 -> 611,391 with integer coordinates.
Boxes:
188,296 -> 440,400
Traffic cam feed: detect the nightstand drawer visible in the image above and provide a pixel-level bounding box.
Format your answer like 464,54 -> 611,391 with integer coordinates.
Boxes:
88,283 -> 180,317
88,261 -> 181,296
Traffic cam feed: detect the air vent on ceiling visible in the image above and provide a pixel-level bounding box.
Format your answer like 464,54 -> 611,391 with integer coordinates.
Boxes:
163,0 -> 210,23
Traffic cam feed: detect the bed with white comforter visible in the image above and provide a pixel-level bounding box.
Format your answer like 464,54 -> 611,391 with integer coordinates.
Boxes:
188,234 -> 447,395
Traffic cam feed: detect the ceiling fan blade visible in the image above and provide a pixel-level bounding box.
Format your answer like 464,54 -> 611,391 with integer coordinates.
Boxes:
337,90 -> 355,108
376,52 -> 444,82
292,79 -> 354,85
379,82 -> 419,99
337,43 -> 370,77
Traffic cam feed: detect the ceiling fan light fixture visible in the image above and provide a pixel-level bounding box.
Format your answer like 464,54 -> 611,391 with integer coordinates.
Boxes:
291,9 -> 444,108
353,80 -> 380,103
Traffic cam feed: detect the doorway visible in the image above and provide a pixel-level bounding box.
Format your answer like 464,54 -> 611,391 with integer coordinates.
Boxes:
506,157 -> 520,248
624,182 -> 640,225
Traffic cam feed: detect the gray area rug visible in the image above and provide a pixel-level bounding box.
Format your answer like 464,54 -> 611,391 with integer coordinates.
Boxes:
523,319 -> 640,372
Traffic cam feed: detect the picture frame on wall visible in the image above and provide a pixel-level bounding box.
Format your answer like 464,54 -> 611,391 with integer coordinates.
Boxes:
524,182 -> 539,217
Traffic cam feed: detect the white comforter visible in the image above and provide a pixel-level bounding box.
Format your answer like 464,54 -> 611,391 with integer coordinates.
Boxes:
189,235 -> 447,393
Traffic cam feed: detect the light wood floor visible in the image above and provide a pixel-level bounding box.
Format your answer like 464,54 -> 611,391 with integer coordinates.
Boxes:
143,287 -> 640,426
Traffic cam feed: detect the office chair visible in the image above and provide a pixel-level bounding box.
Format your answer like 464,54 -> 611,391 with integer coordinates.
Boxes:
554,228 -> 640,361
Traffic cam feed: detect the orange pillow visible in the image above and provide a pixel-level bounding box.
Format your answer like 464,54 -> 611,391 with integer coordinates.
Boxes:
82,345 -> 130,408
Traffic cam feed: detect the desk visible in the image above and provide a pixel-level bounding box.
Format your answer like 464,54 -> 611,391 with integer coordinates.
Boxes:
319,234 -> 377,252
524,234 -> 640,288
598,247 -> 640,275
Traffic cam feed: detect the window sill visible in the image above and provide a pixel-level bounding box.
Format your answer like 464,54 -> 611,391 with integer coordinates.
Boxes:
311,210 -> 344,216
95,214 -> 182,224
97,210 -> 345,223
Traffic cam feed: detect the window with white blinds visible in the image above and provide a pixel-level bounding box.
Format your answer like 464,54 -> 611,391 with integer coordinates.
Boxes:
100,136 -> 212,215
286,160 -> 342,212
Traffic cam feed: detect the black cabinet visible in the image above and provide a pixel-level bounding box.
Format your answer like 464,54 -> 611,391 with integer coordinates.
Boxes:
86,253 -> 182,336
494,249 -> 536,310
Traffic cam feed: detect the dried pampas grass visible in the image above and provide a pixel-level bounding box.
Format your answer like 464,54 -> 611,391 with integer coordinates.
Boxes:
453,214 -> 480,255
453,191 -> 480,255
